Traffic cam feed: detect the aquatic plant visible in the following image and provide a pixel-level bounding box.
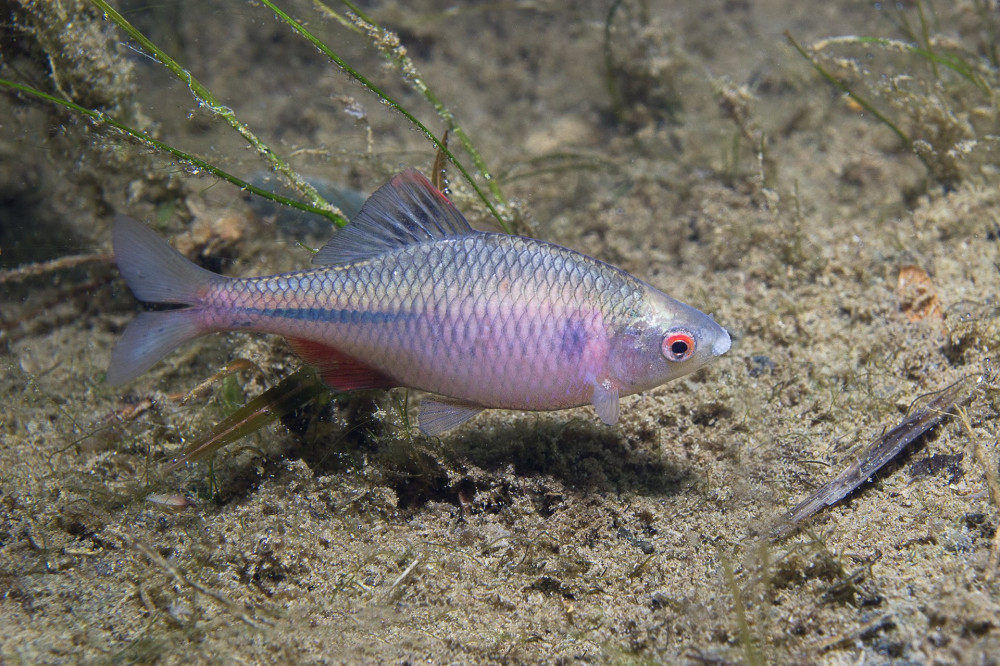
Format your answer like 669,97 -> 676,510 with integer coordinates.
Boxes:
603,0 -> 684,129
1,0 -> 511,229
787,0 -> 1000,191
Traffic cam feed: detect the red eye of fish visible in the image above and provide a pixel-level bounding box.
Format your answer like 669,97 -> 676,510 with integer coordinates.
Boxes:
662,330 -> 696,362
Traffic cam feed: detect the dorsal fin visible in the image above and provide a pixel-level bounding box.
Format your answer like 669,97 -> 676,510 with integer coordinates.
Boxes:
313,169 -> 476,266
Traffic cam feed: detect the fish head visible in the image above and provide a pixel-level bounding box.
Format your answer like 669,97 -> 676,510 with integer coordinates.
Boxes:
608,285 -> 731,395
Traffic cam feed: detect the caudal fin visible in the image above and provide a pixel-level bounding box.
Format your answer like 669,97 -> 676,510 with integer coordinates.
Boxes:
106,310 -> 204,385
106,216 -> 226,386
112,215 -> 222,303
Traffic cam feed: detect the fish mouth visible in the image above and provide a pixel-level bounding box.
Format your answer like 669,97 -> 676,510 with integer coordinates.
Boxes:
711,327 -> 732,357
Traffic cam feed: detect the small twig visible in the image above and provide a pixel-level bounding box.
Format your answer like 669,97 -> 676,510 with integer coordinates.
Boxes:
386,555 -> 421,600
0,253 -> 113,284
811,613 -> 895,651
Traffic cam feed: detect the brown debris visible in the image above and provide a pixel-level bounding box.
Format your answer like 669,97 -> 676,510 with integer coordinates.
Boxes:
145,493 -> 196,511
170,358 -> 262,405
957,405 -> 1000,579
173,206 -> 251,258
771,374 -> 979,540
898,264 -> 944,325
431,129 -> 450,192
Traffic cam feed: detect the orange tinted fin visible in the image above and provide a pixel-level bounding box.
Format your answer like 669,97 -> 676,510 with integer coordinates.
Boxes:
286,338 -> 396,391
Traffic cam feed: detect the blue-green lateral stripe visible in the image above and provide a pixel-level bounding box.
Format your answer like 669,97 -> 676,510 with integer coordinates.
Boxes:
239,307 -> 404,325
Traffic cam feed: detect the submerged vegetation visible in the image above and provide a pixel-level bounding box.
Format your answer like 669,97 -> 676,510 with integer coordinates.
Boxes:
2,0 -> 1000,662
1,0 -> 512,230
788,0 -> 1000,191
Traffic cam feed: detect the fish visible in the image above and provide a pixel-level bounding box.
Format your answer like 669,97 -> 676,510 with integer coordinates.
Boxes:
107,169 -> 731,435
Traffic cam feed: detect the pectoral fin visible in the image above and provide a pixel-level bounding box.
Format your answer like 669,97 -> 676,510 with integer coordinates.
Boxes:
419,397 -> 484,436
591,379 -> 620,425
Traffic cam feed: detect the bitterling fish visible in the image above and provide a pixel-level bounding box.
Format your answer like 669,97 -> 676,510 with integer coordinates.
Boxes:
107,170 -> 731,435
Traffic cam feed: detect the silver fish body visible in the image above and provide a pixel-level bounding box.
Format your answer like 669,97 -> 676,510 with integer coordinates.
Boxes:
108,170 -> 731,434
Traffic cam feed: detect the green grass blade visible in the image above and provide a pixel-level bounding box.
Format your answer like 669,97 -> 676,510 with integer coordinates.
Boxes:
0,77 -> 347,224
785,32 -> 935,176
89,0 -> 346,226
336,0 -> 510,210
165,367 -> 331,471
916,0 -> 939,80
259,0 -> 513,233
846,36 -> 990,92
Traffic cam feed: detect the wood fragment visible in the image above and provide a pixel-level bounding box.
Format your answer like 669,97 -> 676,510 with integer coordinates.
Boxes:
771,374 -> 980,540
811,613 -> 894,651
385,555 -> 421,601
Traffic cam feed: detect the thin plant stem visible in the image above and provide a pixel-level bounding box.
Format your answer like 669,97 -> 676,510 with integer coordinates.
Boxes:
89,0 -> 345,224
603,0 -> 628,121
785,31 -> 935,176
0,77 -> 348,225
916,0 -> 940,80
813,35 -> 989,93
337,0 -> 509,209
260,0 -> 512,232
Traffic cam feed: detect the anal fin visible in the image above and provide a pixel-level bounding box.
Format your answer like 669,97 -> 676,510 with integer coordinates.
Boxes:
286,337 -> 396,391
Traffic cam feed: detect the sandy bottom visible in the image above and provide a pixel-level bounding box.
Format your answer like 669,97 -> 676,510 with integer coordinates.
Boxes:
2,0 -> 1000,662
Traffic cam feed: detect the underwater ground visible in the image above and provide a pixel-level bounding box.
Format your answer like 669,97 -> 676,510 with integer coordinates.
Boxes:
3,0 -> 1000,662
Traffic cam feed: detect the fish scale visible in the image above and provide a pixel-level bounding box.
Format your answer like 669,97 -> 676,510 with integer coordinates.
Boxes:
108,169 -> 731,435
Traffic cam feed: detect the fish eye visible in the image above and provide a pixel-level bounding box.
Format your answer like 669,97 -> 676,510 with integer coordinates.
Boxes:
662,330 -> 696,362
